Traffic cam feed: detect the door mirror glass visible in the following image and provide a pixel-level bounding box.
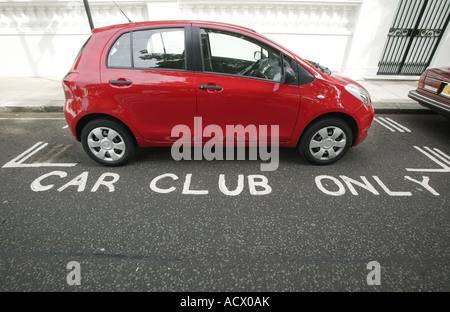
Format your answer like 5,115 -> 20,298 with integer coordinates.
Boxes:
284,67 -> 296,84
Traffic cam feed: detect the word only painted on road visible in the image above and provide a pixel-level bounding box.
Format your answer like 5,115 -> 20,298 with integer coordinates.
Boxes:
315,175 -> 440,196
30,171 -> 272,196
315,145 -> 450,197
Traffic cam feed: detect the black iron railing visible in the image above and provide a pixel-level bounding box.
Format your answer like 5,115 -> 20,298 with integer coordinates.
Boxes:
378,0 -> 450,75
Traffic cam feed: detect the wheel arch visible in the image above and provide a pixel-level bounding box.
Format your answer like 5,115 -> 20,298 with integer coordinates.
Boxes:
75,113 -> 138,147
297,112 -> 359,147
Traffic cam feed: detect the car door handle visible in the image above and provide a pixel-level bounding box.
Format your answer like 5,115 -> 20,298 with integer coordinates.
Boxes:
199,85 -> 222,91
110,79 -> 132,86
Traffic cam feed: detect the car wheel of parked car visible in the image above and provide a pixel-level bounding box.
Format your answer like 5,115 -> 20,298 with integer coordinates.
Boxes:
81,119 -> 135,166
299,118 -> 353,165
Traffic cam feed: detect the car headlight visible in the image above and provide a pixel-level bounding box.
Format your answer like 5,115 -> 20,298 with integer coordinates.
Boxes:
345,84 -> 371,106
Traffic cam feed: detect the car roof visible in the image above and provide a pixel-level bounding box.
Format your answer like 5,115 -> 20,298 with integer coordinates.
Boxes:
91,19 -> 317,75
93,20 -> 256,34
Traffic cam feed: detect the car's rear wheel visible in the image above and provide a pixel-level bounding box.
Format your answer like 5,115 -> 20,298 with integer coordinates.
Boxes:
299,118 -> 353,165
81,119 -> 135,166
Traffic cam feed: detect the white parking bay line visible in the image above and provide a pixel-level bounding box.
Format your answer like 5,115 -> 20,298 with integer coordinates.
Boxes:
384,117 -> 411,132
2,142 -> 77,168
373,117 -> 395,132
406,146 -> 450,173
434,148 -> 450,162
423,147 -> 450,166
374,117 -> 411,133
13,142 -> 48,164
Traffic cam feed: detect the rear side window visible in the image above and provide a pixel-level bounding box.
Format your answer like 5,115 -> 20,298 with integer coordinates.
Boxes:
107,28 -> 185,70
108,33 -> 131,68
133,29 -> 185,69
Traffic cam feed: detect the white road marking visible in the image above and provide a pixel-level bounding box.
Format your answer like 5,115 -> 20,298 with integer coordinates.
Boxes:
384,117 -> 411,132
378,117 -> 405,132
432,147 -> 450,162
2,141 -> 77,168
374,117 -> 411,133
8,142 -> 48,165
373,117 -> 395,132
406,146 -> 450,172
423,147 -> 450,166
314,175 -> 441,197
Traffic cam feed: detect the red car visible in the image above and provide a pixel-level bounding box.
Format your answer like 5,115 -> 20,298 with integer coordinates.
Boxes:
62,20 -> 374,166
408,67 -> 450,117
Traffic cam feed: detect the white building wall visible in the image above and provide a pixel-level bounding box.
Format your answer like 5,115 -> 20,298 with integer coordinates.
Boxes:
342,0 -> 400,78
0,0 -> 448,79
431,19 -> 450,69
171,0 -> 362,74
0,0 -> 149,78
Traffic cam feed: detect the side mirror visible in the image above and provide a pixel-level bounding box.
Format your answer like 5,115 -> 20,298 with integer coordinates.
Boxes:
254,51 -> 262,60
283,67 -> 296,84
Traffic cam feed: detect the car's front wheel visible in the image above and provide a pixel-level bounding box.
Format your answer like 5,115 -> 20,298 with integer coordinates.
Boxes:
299,118 -> 353,165
81,119 -> 135,166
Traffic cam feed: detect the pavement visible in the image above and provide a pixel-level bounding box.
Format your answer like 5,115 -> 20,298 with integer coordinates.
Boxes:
0,76 -> 430,114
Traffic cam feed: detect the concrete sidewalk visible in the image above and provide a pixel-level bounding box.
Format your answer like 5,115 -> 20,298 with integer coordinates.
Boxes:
358,79 -> 427,113
0,76 -> 429,114
0,77 -> 65,113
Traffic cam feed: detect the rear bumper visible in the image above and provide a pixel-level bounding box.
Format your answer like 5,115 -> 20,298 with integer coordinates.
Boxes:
408,90 -> 450,116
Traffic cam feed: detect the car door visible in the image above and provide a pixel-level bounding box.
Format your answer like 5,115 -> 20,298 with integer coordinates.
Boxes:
194,27 -> 301,143
101,26 -> 196,143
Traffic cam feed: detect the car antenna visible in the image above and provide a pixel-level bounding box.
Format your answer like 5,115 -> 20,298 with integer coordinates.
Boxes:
113,0 -> 132,23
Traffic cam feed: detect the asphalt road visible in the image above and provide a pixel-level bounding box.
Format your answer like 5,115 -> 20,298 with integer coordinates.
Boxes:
0,112 -> 449,295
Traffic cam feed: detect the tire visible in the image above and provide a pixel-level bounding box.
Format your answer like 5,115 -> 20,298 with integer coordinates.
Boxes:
81,119 -> 135,166
299,118 -> 353,165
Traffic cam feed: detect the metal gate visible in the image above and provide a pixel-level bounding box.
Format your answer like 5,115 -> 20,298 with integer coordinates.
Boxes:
377,0 -> 450,75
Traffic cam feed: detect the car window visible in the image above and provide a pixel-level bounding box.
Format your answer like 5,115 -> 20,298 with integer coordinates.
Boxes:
133,28 -> 185,70
107,28 -> 185,70
200,28 -> 283,82
108,32 -> 132,68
